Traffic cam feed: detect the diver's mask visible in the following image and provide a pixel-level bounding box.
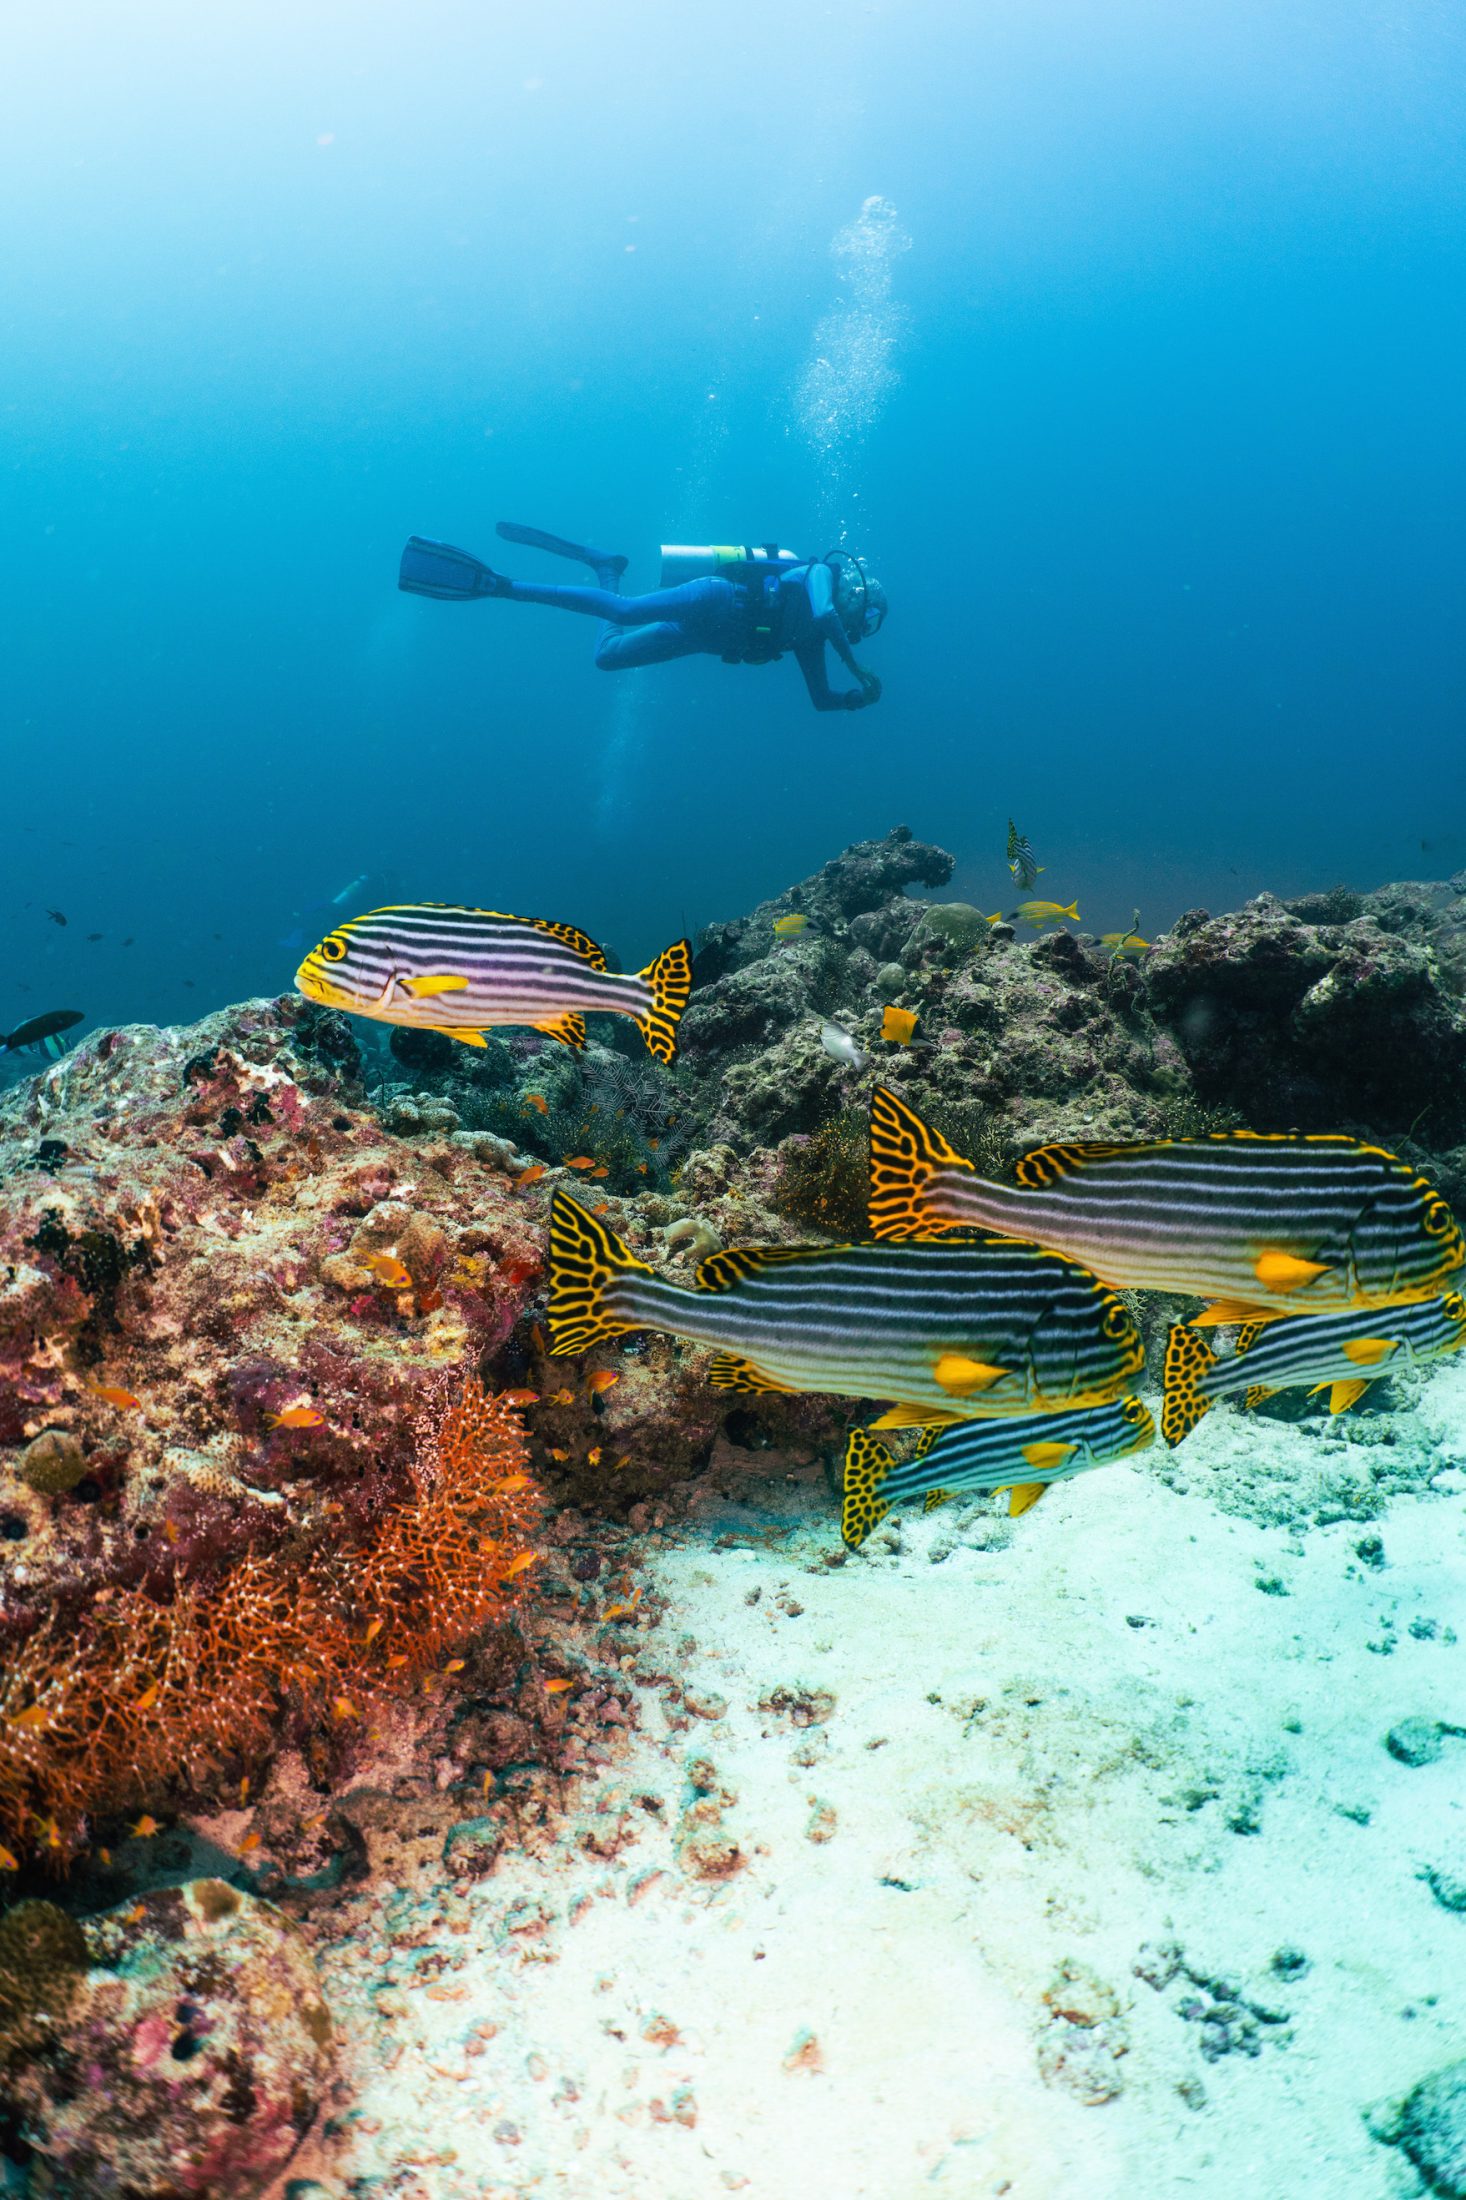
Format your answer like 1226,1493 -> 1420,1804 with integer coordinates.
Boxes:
827,549 -> 888,642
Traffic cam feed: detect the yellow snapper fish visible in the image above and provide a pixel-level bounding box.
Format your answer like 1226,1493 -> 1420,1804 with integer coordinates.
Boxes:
841,1394 -> 1155,1547
297,904 -> 692,1062
1014,899 -> 1079,927
547,1191 -> 1143,1424
868,1088 -> 1465,1321
1161,1291 -> 1466,1446
1100,911 -> 1150,957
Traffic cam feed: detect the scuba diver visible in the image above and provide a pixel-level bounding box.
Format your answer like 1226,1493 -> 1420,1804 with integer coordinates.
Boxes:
397,522 -> 886,713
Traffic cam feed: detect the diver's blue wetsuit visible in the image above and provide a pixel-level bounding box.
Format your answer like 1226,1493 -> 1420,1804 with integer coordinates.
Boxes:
502,563 -> 874,709
398,529 -> 883,711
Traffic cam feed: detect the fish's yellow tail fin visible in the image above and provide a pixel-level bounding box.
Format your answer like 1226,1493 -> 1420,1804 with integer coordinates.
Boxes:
841,1427 -> 897,1550
548,1191 -> 654,1356
1161,1323 -> 1218,1448
868,1087 -> 975,1241
635,939 -> 693,1063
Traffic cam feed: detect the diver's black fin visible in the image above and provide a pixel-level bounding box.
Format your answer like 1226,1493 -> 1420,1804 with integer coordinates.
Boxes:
496,520 -> 627,584
398,537 -> 507,600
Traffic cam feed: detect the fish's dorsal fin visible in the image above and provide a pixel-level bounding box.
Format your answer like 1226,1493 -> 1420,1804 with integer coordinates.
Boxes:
1006,1482 -> 1047,1517
870,1403 -> 964,1430
1014,1139 -> 1155,1189
536,1012 -> 586,1050
707,1353 -> 795,1395
868,1086 -> 976,1241
694,1245 -> 825,1292
527,916 -> 607,969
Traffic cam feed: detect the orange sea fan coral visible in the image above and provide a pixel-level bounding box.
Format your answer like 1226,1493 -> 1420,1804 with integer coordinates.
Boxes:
0,1377 -> 543,1865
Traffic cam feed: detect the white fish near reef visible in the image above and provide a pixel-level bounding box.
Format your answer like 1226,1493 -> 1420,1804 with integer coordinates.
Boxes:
820,1019 -> 869,1071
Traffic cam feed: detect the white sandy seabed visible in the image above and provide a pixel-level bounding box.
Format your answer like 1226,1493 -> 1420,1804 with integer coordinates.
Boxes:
271,1362 -> 1466,2200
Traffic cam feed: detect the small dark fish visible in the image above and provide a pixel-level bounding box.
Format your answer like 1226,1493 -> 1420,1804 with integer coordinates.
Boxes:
2,1009 -> 84,1054
86,932 -> 104,943
45,909 -> 67,927
122,937 -> 135,947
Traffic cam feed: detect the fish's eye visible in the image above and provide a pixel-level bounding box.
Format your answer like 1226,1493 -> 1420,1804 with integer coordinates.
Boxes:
1447,1294 -> 1466,1320
320,934 -> 349,964
1124,1398 -> 1146,1423
1102,1302 -> 1132,1341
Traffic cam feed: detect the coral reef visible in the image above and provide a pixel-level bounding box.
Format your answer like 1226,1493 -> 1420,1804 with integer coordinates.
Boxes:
0,1376 -> 542,1862
0,995 -> 545,1640
3,1878 -> 332,2199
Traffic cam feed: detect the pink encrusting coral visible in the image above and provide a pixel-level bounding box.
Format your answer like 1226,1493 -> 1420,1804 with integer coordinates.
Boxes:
0,995 -> 547,1640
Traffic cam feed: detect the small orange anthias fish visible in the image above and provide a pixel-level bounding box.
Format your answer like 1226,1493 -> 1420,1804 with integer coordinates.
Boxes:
547,1388 -> 574,1406
0,1844 -> 20,1871
517,1165 -> 547,1185
90,1384 -> 141,1410
500,1388 -> 540,1407
130,1815 -> 160,1839
563,1156 -> 597,1170
363,1251 -> 413,1289
523,1093 -> 549,1115
586,1370 -> 620,1395
264,1405 -> 325,1430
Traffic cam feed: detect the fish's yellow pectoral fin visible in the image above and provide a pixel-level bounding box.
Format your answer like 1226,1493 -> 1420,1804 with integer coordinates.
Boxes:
1020,1440 -> 1077,1473
537,1013 -> 586,1050
430,1025 -> 488,1048
871,1403 -> 964,1431
1006,1482 -> 1046,1517
707,1354 -> 795,1396
1254,1250 -> 1330,1293
933,1352 -> 1008,1397
1342,1337 -> 1396,1368
922,1487 -> 953,1514
399,973 -> 470,999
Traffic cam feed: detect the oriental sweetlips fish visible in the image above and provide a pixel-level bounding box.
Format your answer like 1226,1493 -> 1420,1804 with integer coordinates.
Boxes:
1161,1291 -> 1466,1446
867,1089 -> 1464,1319
2,1010 -> 84,1057
841,1394 -> 1155,1548
547,1192 -> 1143,1421
296,905 -> 692,1062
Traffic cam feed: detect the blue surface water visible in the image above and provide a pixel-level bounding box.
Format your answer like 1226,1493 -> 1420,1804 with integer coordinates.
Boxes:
2,0 -> 1463,1050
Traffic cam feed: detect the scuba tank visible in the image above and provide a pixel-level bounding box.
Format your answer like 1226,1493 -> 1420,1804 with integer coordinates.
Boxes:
658,542 -> 801,588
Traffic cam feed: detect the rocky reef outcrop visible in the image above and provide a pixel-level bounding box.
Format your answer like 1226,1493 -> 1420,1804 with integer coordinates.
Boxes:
0,1879 -> 332,2199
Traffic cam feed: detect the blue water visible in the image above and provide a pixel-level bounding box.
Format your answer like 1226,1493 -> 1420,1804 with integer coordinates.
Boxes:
3,1 -> 1463,1052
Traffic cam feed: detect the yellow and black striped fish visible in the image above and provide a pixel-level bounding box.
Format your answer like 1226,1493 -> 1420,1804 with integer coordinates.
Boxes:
548,1191 -> 1143,1420
1161,1291 -> 1466,1447
842,1394 -> 1155,1547
295,904 -> 692,1062
868,1088 -> 1463,1320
